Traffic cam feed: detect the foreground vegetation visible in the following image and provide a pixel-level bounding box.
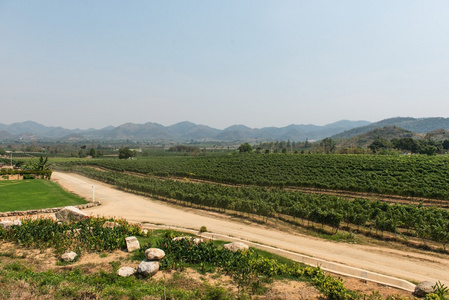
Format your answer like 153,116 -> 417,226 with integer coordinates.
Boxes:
0,217 -> 419,299
0,180 -> 87,212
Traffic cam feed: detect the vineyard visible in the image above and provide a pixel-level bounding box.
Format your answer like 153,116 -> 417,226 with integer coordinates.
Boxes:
58,154 -> 449,199
54,153 -> 449,250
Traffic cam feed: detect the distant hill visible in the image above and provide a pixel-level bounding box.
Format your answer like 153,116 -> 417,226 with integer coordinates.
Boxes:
424,129 -> 449,141
338,126 -> 417,148
0,120 -> 369,142
332,117 -> 449,140
0,130 -> 13,140
0,121 -> 74,138
4,118 -> 449,143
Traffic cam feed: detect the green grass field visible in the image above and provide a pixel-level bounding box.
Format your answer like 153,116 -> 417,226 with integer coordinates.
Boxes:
0,180 -> 87,212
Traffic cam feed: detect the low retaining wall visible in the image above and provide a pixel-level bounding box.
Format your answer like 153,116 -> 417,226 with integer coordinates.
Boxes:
0,201 -> 101,218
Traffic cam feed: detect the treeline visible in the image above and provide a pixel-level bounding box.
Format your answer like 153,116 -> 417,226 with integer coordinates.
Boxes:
59,166 -> 449,249
57,154 -> 449,200
256,140 -> 312,153
168,145 -> 200,152
369,137 -> 449,155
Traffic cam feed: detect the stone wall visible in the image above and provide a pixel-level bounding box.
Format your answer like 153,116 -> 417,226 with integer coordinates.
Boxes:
0,201 -> 101,218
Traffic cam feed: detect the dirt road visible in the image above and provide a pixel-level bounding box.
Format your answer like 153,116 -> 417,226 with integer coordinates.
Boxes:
52,172 -> 448,286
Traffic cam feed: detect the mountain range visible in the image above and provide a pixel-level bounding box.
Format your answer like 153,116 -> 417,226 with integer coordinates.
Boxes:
1,117 -> 449,142
0,120 -> 369,142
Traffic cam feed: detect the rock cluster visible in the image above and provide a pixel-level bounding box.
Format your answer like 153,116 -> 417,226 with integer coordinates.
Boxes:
172,236 -> 204,244
117,247 -> 166,278
137,248 -> 166,277
102,221 -> 121,228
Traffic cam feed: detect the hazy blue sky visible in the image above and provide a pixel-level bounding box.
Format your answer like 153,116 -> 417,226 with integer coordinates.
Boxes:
1,1 -> 449,129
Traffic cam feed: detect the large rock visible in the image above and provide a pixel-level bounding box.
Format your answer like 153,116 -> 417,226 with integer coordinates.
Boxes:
61,251 -> 77,262
125,236 -> 140,252
0,220 -> 22,229
137,261 -> 159,277
414,281 -> 436,297
55,206 -> 87,222
0,221 -> 13,229
223,242 -> 249,252
145,248 -> 165,261
117,266 -> 136,277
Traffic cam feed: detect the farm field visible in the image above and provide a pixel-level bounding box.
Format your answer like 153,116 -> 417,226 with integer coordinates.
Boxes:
58,154 -> 449,199
0,180 -> 87,212
48,172 -> 449,287
55,154 -> 449,250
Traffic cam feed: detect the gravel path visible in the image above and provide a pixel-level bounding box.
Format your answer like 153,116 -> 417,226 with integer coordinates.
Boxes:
52,172 -> 449,287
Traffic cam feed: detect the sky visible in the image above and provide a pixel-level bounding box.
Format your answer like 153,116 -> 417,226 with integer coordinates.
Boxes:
1,1 -> 449,130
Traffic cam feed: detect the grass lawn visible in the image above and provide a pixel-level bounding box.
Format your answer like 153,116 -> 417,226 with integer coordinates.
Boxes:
0,180 -> 87,212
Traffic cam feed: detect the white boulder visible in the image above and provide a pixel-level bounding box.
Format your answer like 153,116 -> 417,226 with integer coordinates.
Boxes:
223,242 -> 249,252
0,220 -> 22,229
117,266 -> 136,277
145,248 -> 165,261
61,251 -> 77,262
137,261 -> 159,277
125,236 -> 140,252
55,206 -> 87,222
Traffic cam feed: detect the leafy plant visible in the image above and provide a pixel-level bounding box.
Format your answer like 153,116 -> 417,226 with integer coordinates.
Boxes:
432,281 -> 449,300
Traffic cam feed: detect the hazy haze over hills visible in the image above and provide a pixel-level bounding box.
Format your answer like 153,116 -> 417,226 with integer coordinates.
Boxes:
0,120 -> 370,142
3,117 -> 449,142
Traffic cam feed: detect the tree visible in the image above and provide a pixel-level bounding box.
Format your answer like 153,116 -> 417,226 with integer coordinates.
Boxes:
238,143 -> 253,153
320,138 -> 336,154
442,139 -> 449,150
89,148 -> 97,158
36,156 -> 49,170
119,147 -> 133,159
369,136 -> 390,153
392,137 -> 419,153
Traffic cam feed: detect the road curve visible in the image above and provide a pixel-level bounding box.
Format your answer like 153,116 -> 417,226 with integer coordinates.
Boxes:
52,172 -> 449,287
